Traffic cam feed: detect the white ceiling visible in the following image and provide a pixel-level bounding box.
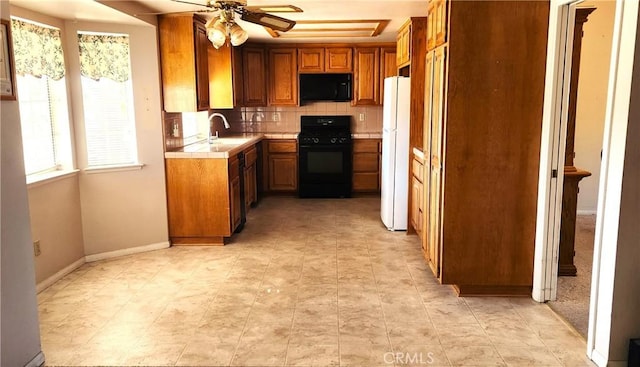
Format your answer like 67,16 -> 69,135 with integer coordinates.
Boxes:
9,0 -> 428,43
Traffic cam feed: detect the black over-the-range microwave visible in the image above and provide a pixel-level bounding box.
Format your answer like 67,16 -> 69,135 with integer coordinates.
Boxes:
299,73 -> 352,103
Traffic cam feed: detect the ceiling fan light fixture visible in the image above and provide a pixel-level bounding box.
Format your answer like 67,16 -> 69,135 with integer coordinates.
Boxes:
207,17 -> 228,48
229,23 -> 248,46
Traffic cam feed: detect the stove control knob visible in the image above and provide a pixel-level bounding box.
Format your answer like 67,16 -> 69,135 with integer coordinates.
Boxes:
331,138 -> 337,144
339,137 -> 347,143
313,138 -> 319,144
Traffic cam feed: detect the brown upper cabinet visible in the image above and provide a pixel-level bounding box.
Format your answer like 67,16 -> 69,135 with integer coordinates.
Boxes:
352,47 -> 380,106
396,21 -> 411,69
159,15 -> 210,112
427,0 -> 448,51
268,48 -> 298,106
379,47 -> 397,102
242,46 -> 268,107
298,47 -> 353,73
208,44 -> 243,109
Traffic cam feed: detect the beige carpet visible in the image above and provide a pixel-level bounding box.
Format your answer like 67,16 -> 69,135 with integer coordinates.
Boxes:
549,214 -> 596,338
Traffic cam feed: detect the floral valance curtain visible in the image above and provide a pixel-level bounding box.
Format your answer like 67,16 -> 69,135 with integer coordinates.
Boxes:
77,33 -> 130,82
11,19 -> 65,80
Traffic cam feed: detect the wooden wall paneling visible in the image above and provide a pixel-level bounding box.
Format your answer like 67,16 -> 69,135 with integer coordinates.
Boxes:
268,48 -> 298,106
440,1 -> 550,292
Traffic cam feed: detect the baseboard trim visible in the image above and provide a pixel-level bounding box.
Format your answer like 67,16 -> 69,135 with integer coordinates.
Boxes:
85,241 -> 170,262
25,351 -> 45,367
577,210 -> 597,215
590,349 -> 609,367
36,257 -> 85,293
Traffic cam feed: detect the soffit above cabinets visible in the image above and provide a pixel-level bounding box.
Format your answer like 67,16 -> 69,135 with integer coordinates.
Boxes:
264,19 -> 390,39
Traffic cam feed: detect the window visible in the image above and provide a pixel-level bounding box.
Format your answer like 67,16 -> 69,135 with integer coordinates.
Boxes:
77,32 -> 137,167
11,18 -> 71,176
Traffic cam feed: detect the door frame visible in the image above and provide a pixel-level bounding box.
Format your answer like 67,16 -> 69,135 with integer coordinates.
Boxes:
532,0 -> 582,303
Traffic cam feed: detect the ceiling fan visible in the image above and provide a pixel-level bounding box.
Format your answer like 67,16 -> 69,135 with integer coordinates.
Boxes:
167,0 -> 299,48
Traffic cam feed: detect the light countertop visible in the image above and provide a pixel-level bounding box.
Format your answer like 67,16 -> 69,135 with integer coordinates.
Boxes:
165,134 -> 264,159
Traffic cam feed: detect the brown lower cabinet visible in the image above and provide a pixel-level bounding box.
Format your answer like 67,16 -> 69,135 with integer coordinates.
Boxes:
166,144 -> 258,245
352,139 -> 381,193
264,140 -> 298,192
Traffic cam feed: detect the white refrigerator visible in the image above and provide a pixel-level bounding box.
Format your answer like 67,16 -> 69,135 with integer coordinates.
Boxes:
380,76 -> 411,231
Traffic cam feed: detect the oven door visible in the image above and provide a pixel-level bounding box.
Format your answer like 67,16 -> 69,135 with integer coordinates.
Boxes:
298,143 -> 352,197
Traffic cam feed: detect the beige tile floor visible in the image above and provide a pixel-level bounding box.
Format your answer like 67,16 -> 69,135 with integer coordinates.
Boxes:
38,197 -> 595,366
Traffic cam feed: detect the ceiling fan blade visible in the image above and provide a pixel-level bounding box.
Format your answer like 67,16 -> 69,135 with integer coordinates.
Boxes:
244,5 -> 303,13
135,9 -> 216,16
240,10 -> 296,32
170,0 -> 211,8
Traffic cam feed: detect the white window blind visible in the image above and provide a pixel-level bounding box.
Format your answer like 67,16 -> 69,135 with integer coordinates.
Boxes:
80,76 -> 137,167
11,18 -> 70,176
77,32 -> 138,168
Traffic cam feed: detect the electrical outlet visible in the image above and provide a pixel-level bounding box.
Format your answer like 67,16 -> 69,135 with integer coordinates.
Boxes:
33,240 -> 41,257
273,112 -> 280,122
359,113 -> 365,121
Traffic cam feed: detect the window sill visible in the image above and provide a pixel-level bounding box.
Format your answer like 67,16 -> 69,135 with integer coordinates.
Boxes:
27,169 -> 80,189
83,163 -> 145,174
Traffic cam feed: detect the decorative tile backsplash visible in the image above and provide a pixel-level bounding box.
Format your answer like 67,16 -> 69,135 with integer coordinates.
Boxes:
164,102 -> 383,151
233,102 -> 383,134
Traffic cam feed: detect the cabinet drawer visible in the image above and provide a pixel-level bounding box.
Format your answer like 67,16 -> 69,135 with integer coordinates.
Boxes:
412,157 -> 424,182
353,139 -> 380,153
268,140 -> 297,153
353,152 -> 379,172
353,172 -> 379,192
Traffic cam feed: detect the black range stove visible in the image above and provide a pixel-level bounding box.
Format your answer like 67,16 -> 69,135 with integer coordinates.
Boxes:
298,115 -> 352,198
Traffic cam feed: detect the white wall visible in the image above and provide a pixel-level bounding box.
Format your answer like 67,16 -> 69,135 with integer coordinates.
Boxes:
64,20 -> 169,256
10,5 -> 87,285
0,1 -> 43,365
575,0 -> 616,213
588,0 -> 640,364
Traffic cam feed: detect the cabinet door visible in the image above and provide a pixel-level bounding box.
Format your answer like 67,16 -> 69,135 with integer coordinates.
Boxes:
230,175 -> 242,231
325,48 -> 353,72
396,24 -> 411,68
380,47 -> 397,102
298,48 -> 325,72
242,47 -> 267,106
194,20 -> 210,111
268,48 -> 298,106
244,163 -> 257,209
434,0 -> 448,47
427,45 -> 447,277
411,176 -> 422,237
208,44 -> 234,109
426,2 -> 436,51
269,154 -> 297,191
353,48 -> 380,106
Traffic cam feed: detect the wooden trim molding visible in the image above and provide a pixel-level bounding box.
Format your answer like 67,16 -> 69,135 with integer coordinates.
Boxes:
267,19 -> 390,39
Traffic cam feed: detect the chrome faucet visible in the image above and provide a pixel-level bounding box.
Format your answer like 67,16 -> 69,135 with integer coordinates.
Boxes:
208,112 -> 230,143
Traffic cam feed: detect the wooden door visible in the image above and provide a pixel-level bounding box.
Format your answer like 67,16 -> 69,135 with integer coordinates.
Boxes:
244,163 -> 257,209
353,48 -> 380,106
268,48 -> 298,106
434,0 -> 448,47
194,20 -> 210,111
298,48 -> 325,72
422,50 -> 435,259
242,47 -> 267,106
208,44 -> 234,109
427,45 -> 446,277
325,48 -> 353,72
269,154 -> 297,191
